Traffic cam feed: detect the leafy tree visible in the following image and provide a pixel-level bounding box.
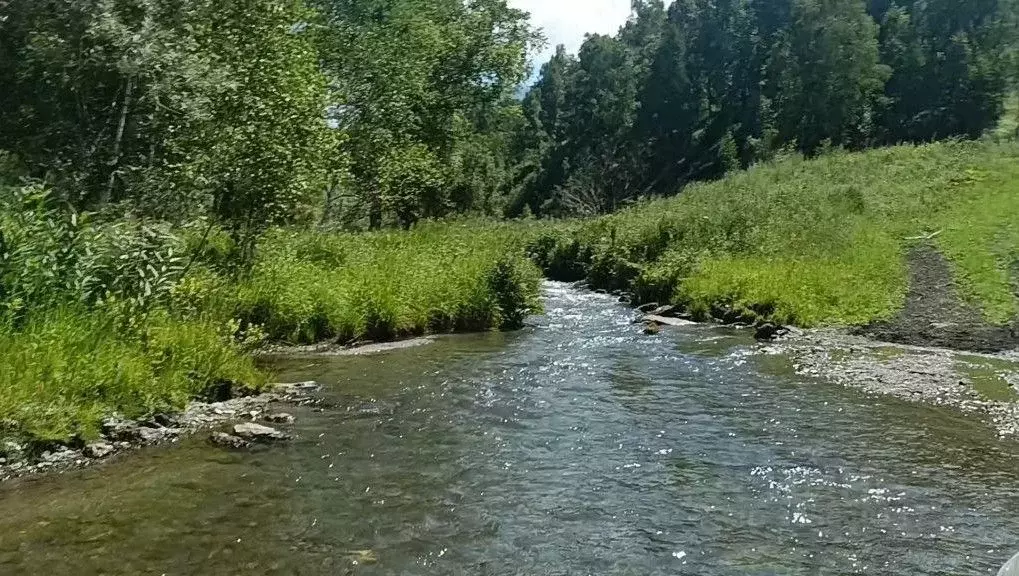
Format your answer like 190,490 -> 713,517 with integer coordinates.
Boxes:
0,0 -> 333,246
313,0 -> 538,228
767,0 -> 889,154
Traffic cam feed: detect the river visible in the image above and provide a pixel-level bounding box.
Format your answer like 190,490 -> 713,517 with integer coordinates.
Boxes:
1,282 -> 1017,575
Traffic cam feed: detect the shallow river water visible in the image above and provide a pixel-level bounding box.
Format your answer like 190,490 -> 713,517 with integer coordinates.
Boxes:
1,283 -> 1018,575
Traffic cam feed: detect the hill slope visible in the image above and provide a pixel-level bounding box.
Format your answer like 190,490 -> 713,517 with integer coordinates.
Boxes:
530,140 -> 1019,350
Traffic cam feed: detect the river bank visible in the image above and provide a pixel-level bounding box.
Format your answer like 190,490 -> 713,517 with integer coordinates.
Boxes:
629,291 -> 1019,438
0,216 -> 543,456
757,329 -> 1019,438
0,381 -> 324,482
6,276 -> 1019,483
0,333 -> 450,481
527,140 -> 1019,345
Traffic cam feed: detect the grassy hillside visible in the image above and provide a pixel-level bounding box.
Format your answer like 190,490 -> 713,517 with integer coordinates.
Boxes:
530,140 -> 1019,328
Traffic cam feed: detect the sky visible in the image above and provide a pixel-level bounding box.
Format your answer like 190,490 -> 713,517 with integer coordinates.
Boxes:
509,0 -> 634,71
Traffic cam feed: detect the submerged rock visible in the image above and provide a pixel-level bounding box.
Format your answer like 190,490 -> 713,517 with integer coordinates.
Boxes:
233,422 -> 289,442
209,432 -> 251,450
272,381 -> 322,398
346,401 -> 398,419
643,322 -> 661,335
265,413 -> 295,425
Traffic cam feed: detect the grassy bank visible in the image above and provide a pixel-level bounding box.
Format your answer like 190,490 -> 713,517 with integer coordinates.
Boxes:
0,198 -> 542,447
229,222 -> 542,344
5,138 -> 1018,448
529,139 -> 1019,328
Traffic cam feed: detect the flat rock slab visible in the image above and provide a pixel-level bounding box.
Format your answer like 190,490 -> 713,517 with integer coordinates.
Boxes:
644,315 -> 698,327
233,422 -> 289,442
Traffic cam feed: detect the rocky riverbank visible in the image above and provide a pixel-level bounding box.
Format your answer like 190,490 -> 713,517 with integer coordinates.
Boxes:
0,381 -> 321,482
756,329 -> 1019,438
634,299 -> 1019,439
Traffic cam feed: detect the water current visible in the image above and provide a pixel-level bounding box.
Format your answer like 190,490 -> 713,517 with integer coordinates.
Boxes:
1,283 -> 1017,575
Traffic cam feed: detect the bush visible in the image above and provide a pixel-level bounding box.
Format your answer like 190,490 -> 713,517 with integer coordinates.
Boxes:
0,186 -> 187,318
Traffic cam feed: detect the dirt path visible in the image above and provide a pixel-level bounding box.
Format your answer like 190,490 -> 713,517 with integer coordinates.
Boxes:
857,246 -> 1019,353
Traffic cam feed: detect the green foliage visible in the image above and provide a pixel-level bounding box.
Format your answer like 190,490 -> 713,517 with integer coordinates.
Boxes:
0,308 -> 263,443
0,186 -> 186,317
0,0 -> 333,236
0,185 -> 546,446
313,0 -> 540,228
769,0 -> 890,153
531,140 -> 1019,327
512,0 -> 1016,217
229,222 -> 543,344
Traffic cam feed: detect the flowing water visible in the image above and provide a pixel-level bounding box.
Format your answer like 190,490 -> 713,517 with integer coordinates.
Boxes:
2,283 -> 1018,575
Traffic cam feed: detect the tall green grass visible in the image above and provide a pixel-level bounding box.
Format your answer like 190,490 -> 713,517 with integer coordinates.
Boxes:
0,210 -> 544,446
0,309 -> 264,444
226,221 -> 544,344
530,140 -> 1019,327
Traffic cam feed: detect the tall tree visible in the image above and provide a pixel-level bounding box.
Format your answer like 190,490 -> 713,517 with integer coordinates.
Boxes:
767,0 -> 889,153
879,0 -> 1012,142
313,0 -> 538,228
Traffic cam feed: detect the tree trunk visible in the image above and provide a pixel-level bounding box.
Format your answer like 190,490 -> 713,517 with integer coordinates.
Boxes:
102,76 -> 135,206
320,173 -> 337,227
368,185 -> 383,230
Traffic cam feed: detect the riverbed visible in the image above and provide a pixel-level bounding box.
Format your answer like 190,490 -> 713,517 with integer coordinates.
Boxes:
1,283 -> 1017,575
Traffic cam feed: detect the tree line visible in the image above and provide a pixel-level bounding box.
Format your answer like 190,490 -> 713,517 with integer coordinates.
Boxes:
0,0 -> 538,238
511,0 -> 1019,217
1,0 -> 1016,233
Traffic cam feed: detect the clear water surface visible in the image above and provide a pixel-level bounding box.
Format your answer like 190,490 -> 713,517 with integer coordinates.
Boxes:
1,283 -> 1017,575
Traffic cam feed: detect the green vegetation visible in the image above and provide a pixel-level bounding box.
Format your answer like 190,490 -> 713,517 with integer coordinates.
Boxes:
227,223 -> 542,344
0,0 -> 1017,453
512,0 -> 1018,217
0,187 -> 541,445
0,310 -> 264,444
529,140 -> 1019,328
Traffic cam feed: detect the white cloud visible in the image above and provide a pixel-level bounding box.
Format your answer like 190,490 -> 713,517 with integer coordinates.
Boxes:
510,0 -> 633,68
